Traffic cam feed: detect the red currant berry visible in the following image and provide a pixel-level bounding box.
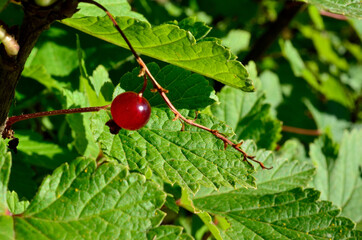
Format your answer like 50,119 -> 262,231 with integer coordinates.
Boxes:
110,92 -> 151,130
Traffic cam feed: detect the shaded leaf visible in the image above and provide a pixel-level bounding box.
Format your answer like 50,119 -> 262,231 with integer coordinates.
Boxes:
117,63 -> 216,110
305,100 -> 351,142
147,225 -> 184,240
178,17 -> 212,41
62,90 -> 100,158
0,139 -> 11,212
89,65 -> 114,101
26,31 -> 78,77
13,130 -> 77,169
259,70 -> 283,117
0,0 -> 10,12
0,139 -> 14,239
282,39 -> 354,109
22,65 -> 67,91
209,86 -> 281,150
309,129 -> 362,224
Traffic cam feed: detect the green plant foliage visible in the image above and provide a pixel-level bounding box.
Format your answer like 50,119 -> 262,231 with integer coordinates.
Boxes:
182,143 -> 354,239
0,139 -> 14,239
61,0 -> 253,91
62,90 -> 100,158
117,63 -> 216,110
305,100 -> 351,142
303,0 -> 362,19
209,86 -> 282,150
13,130 -> 76,169
1,0 -> 361,239
147,225 -> 185,240
282,39 -> 354,109
309,129 -> 362,224
91,109 -> 255,194
194,188 -> 356,239
6,191 -> 29,215
0,0 -> 9,12
186,143 -> 357,239
0,140 -> 11,212
74,0 -> 147,21
12,158 -> 166,239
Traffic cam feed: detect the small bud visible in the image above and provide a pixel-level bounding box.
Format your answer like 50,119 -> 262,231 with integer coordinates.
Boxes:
0,26 -> 19,57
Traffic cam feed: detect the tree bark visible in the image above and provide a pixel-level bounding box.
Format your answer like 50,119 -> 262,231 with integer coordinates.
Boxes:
0,0 -> 79,135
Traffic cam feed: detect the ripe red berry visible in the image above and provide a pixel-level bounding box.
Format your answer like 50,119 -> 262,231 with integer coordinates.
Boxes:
110,92 -> 151,130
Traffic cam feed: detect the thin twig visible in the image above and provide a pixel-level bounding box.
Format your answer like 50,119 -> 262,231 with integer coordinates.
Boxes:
81,0 -> 271,169
282,125 -> 321,136
2,105 -> 110,139
320,10 -> 348,21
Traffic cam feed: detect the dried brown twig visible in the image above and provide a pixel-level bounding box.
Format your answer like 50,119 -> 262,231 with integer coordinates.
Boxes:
80,0 -> 271,169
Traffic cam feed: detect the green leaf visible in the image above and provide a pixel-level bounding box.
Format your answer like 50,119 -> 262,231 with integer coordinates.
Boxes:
276,139 -> 308,163
0,0 -> 10,12
77,37 -> 111,106
221,29 -> 251,55
26,29 -> 78,77
8,159 -> 37,201
282,40 -> 306,77
0,139 -> 14,239
209,86 -> 281,150
185,142 -> 319,239
189,143 -> 354,239
180,189 -> 222,240
282,39 -> 354,109
259,70 -> 283,117
309,129 -> 362,224
6,191 -> 30,215
14,158 -> 166,239
62,90 -> 100,158
13,130 -> 77,169
0,215 -> 13,240
193,188 -> 355,239
117,63 -> 216,110
91,109 -> 255,194
74,0 -> 147,21
89,65 -> 114,101
178,17 -> 212,41
299,26 -> 348,70
61,16 -> 253,91
251,148 -> 315,194
0,139 -> 11,212
304,0 -> 362,19
147,225 -> 184,240
21,65 -> 67,91
305,100 -> 351,142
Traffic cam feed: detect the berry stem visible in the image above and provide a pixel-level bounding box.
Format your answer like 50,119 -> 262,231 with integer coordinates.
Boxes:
76,0 -> 270,169
2,105 -> 110,139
